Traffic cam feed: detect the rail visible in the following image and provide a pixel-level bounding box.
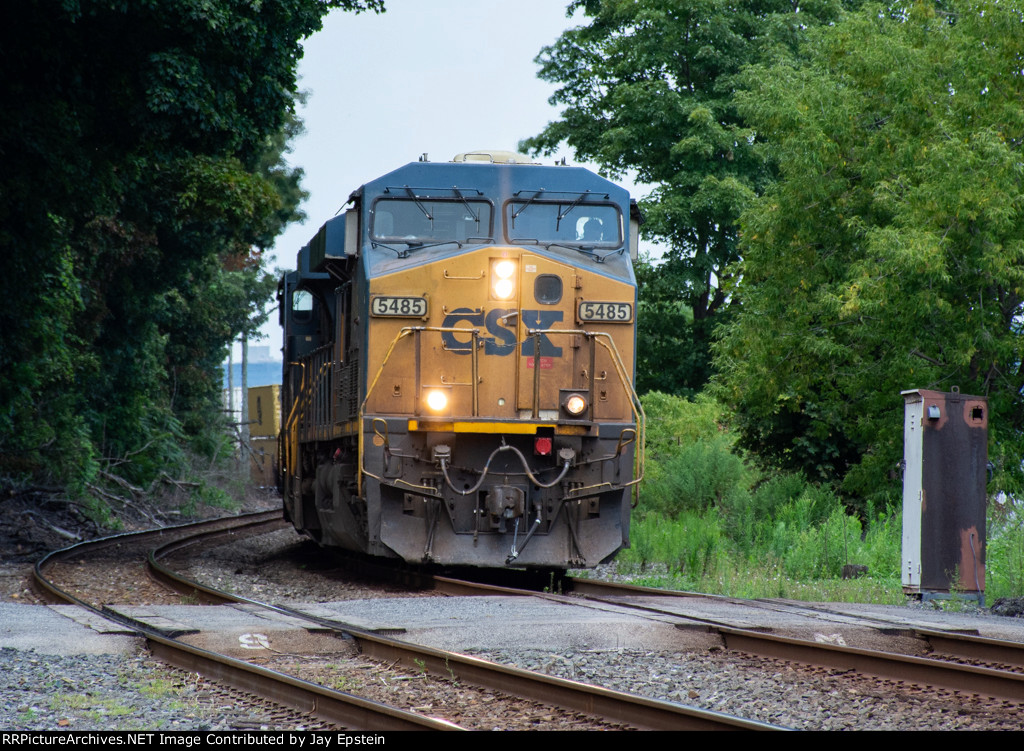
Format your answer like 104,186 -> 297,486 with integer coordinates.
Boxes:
32,512 -> 461,731
144,535 -> 781,731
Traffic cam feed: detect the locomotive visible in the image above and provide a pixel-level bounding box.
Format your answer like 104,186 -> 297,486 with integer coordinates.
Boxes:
278,150 -> 644,569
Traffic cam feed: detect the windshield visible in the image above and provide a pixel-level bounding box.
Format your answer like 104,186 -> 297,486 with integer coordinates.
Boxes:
505,200 -> 622,247
371,198 -> 493,246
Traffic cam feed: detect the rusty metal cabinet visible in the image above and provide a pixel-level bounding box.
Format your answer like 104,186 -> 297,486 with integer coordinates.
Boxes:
901,388 -> 987,602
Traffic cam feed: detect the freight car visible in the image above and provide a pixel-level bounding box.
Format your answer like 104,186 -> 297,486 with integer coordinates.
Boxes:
278,150 -> 644,569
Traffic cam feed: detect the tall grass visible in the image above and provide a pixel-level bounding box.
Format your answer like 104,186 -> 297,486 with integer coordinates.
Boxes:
620,392 -> 906,603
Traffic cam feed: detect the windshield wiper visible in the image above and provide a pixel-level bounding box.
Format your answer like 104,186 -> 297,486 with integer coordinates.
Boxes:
404,186 -> 433,224
556,190 -> 592,232
372,239 -> 462,258
371,240 -> 407,256
452,187 -> 480,225
511,191 -> 544,221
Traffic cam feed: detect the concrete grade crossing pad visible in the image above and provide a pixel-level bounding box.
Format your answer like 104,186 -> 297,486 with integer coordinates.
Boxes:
4,596 -> 1024,658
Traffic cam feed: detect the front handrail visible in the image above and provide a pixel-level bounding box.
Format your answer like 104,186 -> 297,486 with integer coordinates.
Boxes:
283,349 -> 333,483
282,360 -> 307,485
526,328 -> 645,507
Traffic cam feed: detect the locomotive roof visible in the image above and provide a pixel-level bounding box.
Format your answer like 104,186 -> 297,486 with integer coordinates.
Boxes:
354,158 -> 635,283
353,158 -> 630,207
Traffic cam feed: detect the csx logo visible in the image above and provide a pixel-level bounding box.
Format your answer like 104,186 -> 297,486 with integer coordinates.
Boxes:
442,308 -> 563,357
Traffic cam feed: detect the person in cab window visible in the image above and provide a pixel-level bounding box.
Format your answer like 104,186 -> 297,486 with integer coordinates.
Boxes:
582,218 -> 603,242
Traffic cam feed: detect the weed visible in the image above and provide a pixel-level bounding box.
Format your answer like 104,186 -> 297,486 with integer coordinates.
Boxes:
50,694 -> 132,719
137,678 -> 178,699
331,675 -> 360,692
444,657 -> 457,683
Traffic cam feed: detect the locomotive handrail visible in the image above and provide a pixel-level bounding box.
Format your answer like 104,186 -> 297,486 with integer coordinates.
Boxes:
524,328 -> 646,507
366,417 -> 443,497
282,360 -> 307,488
358,325 -> 482,497
283,351 -> 333,488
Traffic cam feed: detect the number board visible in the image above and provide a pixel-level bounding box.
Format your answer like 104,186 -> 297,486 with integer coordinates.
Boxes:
371,296 -> 428,317
578,301 -> 633,323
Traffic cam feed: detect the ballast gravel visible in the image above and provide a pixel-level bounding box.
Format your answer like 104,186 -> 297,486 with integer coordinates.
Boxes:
0,649 -> 319,731
5,522 -> 1024,731
464,646 -> 1024,731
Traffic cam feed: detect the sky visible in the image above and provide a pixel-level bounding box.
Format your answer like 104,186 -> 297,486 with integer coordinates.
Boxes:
246,0 -> 649,358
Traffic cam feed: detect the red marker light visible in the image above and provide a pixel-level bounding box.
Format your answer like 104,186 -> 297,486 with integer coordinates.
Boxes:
534,437 -> 553,456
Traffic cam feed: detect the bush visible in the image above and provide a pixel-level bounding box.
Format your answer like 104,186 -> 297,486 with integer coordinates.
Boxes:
642,435 -> 750,517
642,392 -> 731,459
987,499 -> 1024,600
861,505 -> 901,579
638,392 -> 755,519
620,510 -> 724,579
628,390 -> 905,594
784,508 -> 863,579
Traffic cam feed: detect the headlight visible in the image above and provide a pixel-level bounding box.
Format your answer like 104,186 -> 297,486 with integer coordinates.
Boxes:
562,393 -> 588,417
426,390 -> 448,412
491,259 -> 517,300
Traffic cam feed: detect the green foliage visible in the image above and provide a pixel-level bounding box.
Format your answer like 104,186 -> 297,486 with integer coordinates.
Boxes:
0,0 -> 382,491
623,511 -> 724,578
715,0 -> 1024,496
634,255 -> 712,396
861,505 -> 902,580
640,392 -> 752,517
784,508 -> 861,579
526,0 -> 866,394
643,391 -> 732,457
630,390 -> 903,597
987,499 -> 1024,600
642,439 -> 749,517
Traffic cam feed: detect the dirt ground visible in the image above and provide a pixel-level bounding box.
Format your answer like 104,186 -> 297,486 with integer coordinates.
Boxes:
0,478 -> 281,601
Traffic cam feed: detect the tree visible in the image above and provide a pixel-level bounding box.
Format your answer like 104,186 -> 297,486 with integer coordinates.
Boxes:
634,255 -> 716,397
523,0 -> 863,392
0,0 -> 382,488
714,0 -> 1024,500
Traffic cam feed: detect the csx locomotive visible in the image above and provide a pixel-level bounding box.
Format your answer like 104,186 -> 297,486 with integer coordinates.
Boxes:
278,150 -> 644,568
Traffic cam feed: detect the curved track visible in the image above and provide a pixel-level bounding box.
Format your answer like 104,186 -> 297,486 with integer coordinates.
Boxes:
33,511 -> 460,731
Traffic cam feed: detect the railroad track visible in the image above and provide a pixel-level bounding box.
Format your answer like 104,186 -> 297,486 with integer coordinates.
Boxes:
146,523 -> 779,730
32,512 -> 459,731
147,526 -> 1024,726
38,511 -> 1024,729
32,512 -> 781,731
434,573 -> 1024,703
